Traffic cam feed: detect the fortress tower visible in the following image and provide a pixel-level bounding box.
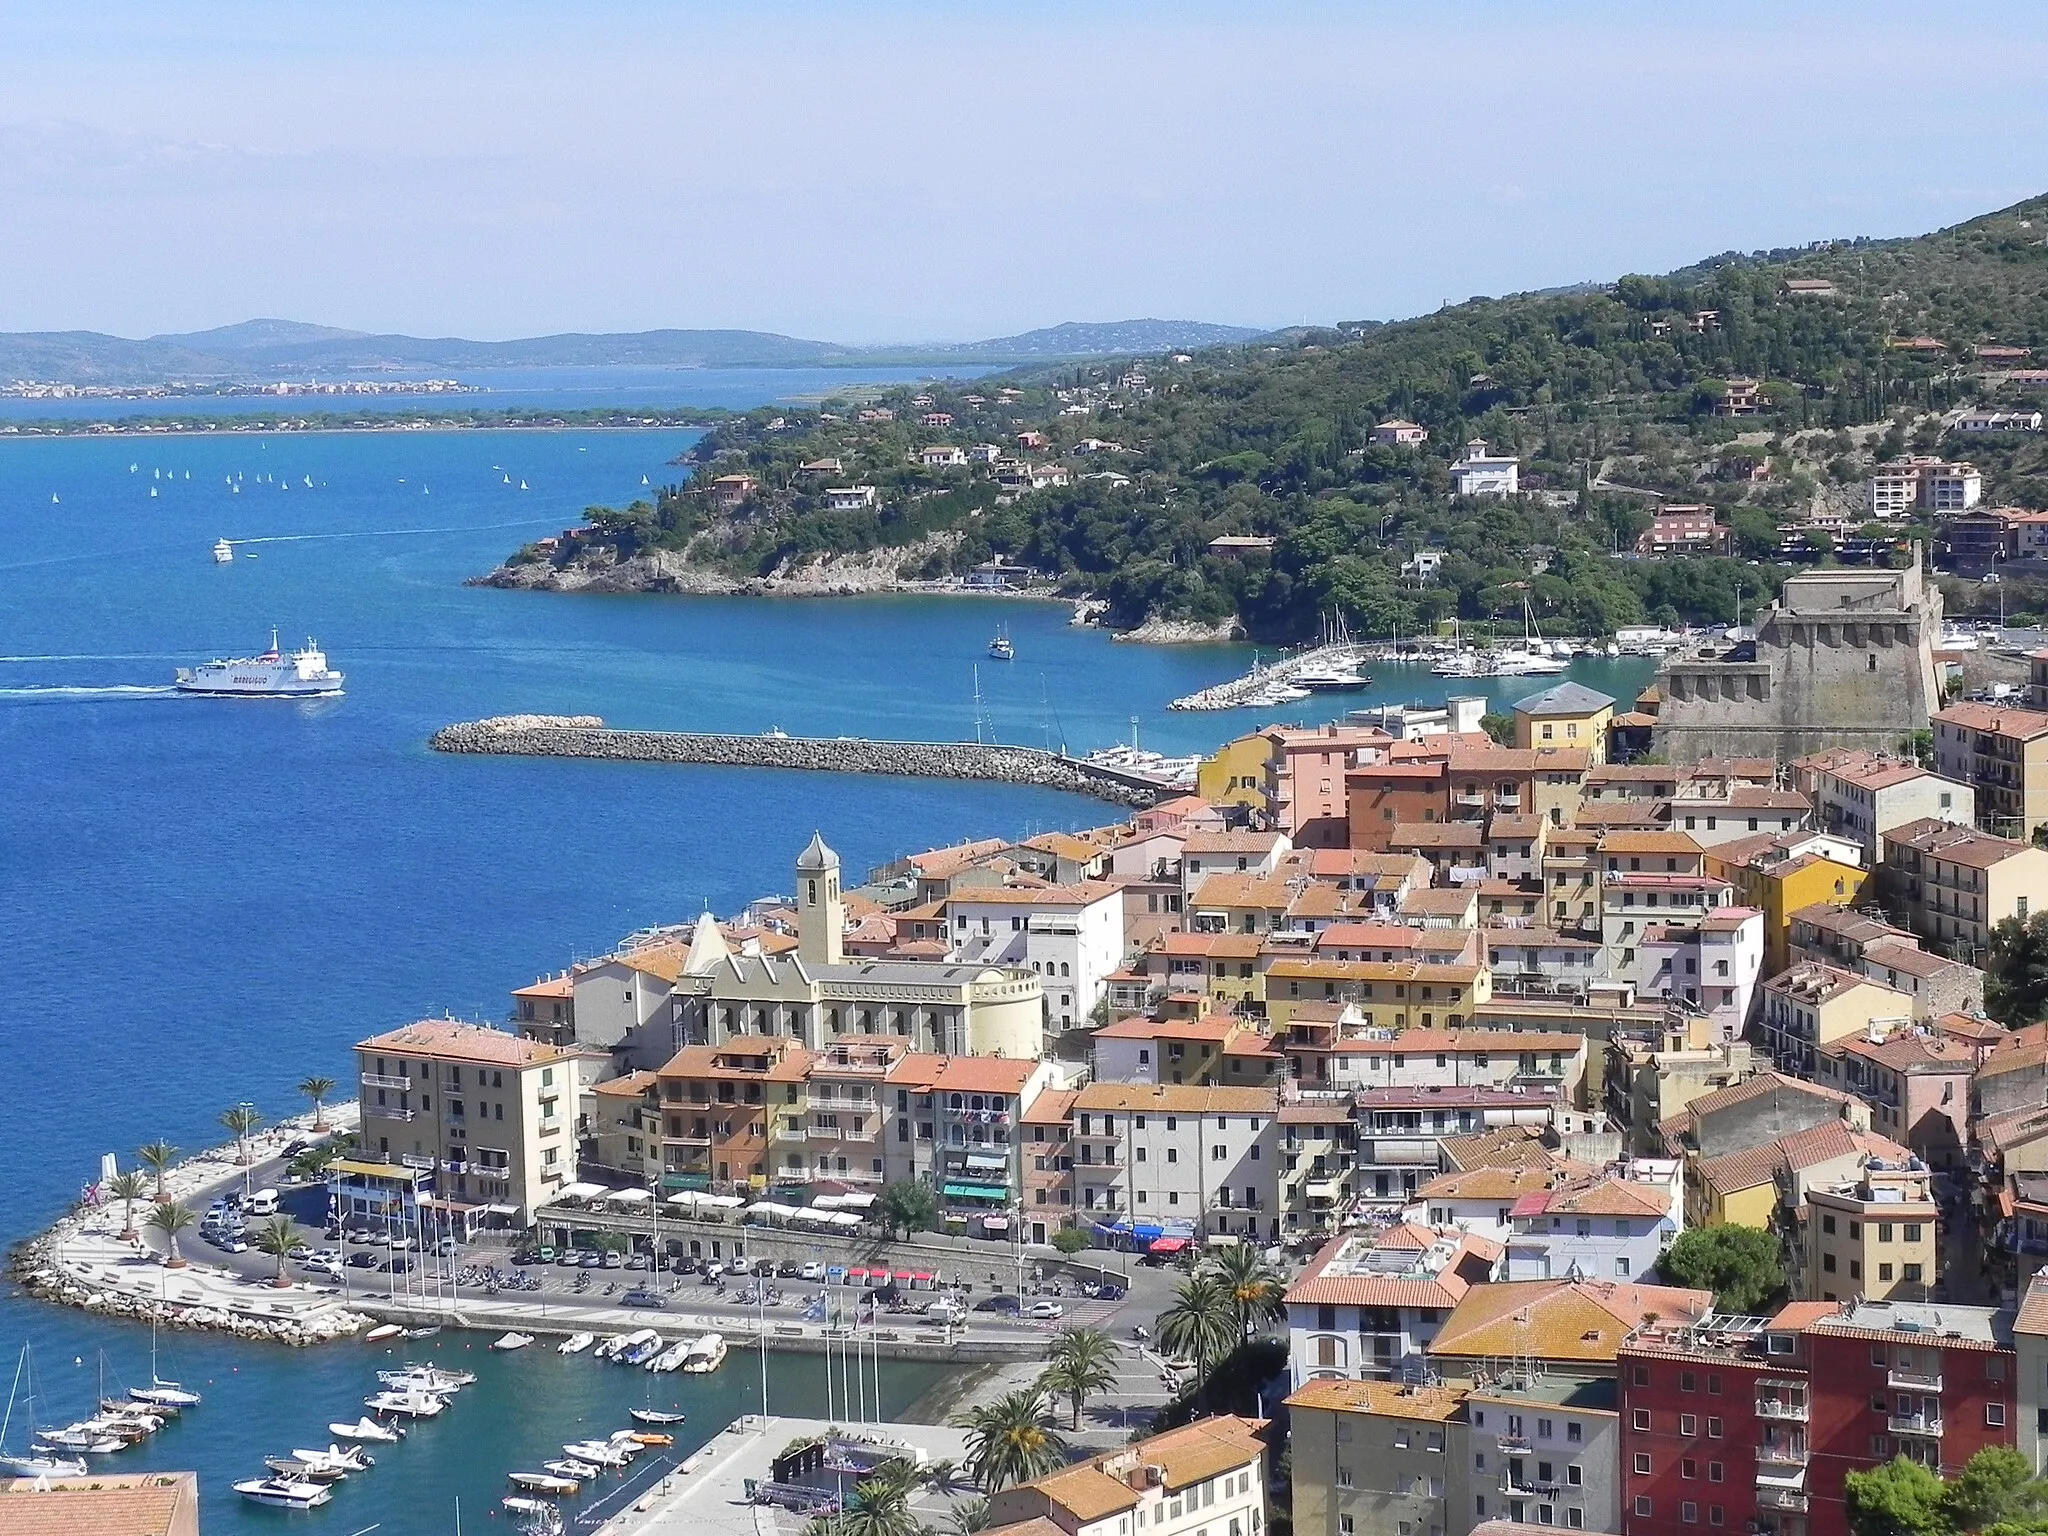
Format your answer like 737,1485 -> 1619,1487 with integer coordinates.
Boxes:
1652,550 -> 1941,764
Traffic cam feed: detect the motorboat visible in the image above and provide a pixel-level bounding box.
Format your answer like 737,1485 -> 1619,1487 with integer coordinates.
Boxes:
268,1455 -> 348,1484
505,1497 -> 557,1516
617,1331 -> 663,1367
647,1339 -> 692,1373
620,1430 -> 673,1447
591,1334 -> 627,1360
291,1444 -> 372,1477
1291,660 -> 1369,691
546,1457 -> 603,1480
330,1416 -> 405,1443
680,1333 -> 728,1374
562,1439 -> 633,1467
363,1388 -> 446,1418
128,1380 -> 201,1410
212,539 -> 234,564
235,1477 -> 333,1509
558,1332 -> 596,1356
36,1425 -> 127,1453
377,1364 -> 474,1392
364,1323 -> 405,1343
491,1332 -> 536,1352
630,1409 -> 686,1425
511,1472 -> 581,1494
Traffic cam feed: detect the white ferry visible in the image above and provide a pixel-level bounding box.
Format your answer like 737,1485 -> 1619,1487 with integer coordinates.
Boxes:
175,631 -> 343,697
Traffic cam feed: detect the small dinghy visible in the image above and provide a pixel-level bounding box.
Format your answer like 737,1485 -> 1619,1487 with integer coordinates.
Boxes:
510,1471 -> 581,1494
331,1416 -> 405,1443
558,1332 -> 596,1356
546,1457 -> 602,1480
491,1332 -> 535,1352
630,1409 -> 686,1425
364,1323 -> 405,1343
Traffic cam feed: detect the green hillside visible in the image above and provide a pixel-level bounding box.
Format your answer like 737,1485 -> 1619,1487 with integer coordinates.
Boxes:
534,195 -> 2048,638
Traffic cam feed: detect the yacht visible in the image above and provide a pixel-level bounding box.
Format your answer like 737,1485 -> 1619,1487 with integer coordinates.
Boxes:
680,1333 -> 728,1374
175,630 -> 343,697
377,1364 -> 473,1392
212,539 -> 234,564
1292,660 -> 1370,691
988,628 -> 1015,661
234,1477 -> 332,1510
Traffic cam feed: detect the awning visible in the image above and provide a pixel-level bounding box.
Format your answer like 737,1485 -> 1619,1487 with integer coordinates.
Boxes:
894,1272 -> 915,1283
1132,1223 -> 1165,1241
1149,1237 -> 1189,1254
835,1191 -> 877,1209
980,1216 -> 1010,1231
484,1204 -> 518,1216
554,1182 -> 607,1203
963,1153 -> 1008,1170
913,1272 -> 934,1283
608,1188 -> 653,1206
942,1183 -> 1008,1200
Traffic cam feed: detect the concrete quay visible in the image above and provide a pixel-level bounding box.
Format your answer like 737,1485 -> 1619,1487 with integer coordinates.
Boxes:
430,716 -> 1167,806
1169,640 -> 1362,710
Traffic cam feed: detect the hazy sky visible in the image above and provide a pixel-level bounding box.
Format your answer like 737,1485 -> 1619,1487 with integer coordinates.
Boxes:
1,1 -> 2043,344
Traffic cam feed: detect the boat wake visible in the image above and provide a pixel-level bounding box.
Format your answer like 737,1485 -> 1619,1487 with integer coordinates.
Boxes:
0,684 -> 179,699
230,518 -> 558,546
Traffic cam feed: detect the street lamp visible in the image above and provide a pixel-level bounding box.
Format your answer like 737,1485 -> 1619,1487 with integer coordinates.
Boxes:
239,1102 -> 257,1202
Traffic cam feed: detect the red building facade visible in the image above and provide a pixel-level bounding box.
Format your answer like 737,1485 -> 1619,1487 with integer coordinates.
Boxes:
1619,1302 -> 2014,1536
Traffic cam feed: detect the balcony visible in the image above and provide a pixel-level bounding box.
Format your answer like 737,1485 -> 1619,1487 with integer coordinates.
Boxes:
1758,1490 -> 1809,1513
1501,1473 -> 1551,1497
769,1120 -> 807,1143
1456,792 -> 1487,808
398,1153 -> 437,1171
369,1106 -> 419,1123
1756,1447 -> 1808,1473
1889,1416 -> 1943,1438
360,1073 -> 410,1091
1495,1434 -> 1531,1454
1756,1398 -> 1808,1422
1887,1368 -> 1943,1392
1496,793 -> 1522,809
668,1129 -> 713,1146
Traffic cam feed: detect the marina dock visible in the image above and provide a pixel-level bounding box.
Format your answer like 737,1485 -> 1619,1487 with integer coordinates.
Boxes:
1168,640 -> 1365,711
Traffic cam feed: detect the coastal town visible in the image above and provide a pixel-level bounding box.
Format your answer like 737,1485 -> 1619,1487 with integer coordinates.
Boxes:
32,542 -> 2048,1536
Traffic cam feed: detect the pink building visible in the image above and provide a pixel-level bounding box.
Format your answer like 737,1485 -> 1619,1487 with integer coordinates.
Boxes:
1260,723 -> 1395,849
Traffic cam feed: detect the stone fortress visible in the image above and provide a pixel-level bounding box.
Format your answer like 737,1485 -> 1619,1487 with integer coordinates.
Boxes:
1652,550 -> 1942,764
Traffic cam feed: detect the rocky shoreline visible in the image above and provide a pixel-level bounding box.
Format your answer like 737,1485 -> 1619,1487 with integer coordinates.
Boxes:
432,717 -> 1167,807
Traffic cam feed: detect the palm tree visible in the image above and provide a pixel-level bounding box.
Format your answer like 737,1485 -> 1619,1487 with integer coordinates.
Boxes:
1040,1326 -> 1121,1431
954,1387 -> 1069,1492
220,1105 -> 263,1165
252,1215 -> 300,1288
146,1202 -> 196,1268
137,1141 -> 179,1203
297,1076 -> 337,1131
944,1499 -> 991,1536
106,1171 -> 147,1240
1155,1272 -> 1237,1381
1202,1244 -> 1286,1343
837,1474 -> 923,1536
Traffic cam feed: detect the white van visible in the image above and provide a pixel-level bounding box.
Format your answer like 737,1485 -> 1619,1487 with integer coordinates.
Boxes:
246,1188 -> 280,1217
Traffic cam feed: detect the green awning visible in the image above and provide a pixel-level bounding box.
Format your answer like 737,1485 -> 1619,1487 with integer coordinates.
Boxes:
942,1183 -> 1010,1201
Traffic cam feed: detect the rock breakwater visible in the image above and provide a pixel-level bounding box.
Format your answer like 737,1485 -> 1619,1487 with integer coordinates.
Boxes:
432,717 -> 1166,807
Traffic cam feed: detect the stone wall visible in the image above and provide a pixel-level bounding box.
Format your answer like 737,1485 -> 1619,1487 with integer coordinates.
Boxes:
431,717 -> 1164,808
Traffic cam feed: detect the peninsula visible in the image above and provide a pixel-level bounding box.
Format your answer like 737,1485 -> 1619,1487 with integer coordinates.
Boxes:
477,193 -> 2048,644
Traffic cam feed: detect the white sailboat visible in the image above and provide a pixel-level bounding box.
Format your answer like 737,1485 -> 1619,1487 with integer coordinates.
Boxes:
1,1345 -> 89,1478
129,1320 -> 201,1408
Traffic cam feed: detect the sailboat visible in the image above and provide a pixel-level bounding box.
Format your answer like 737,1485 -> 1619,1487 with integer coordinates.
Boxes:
1,1344 -> 90,1477
987,625 -> 1015,661
129,1317 -> 201,1408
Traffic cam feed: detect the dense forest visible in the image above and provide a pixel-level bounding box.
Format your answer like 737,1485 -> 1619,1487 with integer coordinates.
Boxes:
517,195 -> 2048,640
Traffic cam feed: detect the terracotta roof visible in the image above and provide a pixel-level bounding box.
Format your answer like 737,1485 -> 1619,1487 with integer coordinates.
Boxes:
1439,1126 -> 1555,1172
1007,1416 -> 1266,1516
1153,931 -> 1266,960
2018,1274 -> 2048,1339
1385,1029 -> 1584,1056
1932,702 -> 2048,739
1519,1177 -> 1670,1219
662,1040 -> 814,1083
1284,1379 -> 1466,1420
906,838 -> 1009,880
1071,1082 -> 1277,1114
1184,830 -> 1289,854
0,1474 -> 199,1536
1417,1165 -> 1569,1202
591,1071 -> 657,1098
1659,1070 -> 1856,1144
1093,1013 -> 1245,1042
949,881 -> 1116,907
512,973 -> 575,998
1020,1088 -> 1079,1126
1428,1279 -> 1712,1363
1190,873 -> 1294,908
1885,818 -> 2036,870
1599,830 -> 1703,855
1696,1121 -> 1906,1198
1971,1026 -> 2048,1080
1825,1031 -> 1977,1073
360,1019 -> 571,1068
1388,823 -> 1487,850
1283,1238 -> 1474,1310
1765,1300 -> 1843,1333
928,1056 -> 1042,1094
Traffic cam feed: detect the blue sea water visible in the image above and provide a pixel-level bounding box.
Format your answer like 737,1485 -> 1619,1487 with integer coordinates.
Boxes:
0,390 -> 1653,1530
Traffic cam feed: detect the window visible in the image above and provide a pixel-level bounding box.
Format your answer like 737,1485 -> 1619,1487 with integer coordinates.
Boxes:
1904,1223 -> 1922,1242
1681,1503 -> 1699,1525
1340,1523 -> 1354,1536
1567,1512 -> 1583,1530
1679,1414 -> 1697,1437
1632,1365 -> 1649,1386
1635,1500 -> 1652,1519
1634,1454 -> 1652,1476
1680,1371 -> 1696,1393
1682,1459 -> 1697,1480
1567,1466 -> 1582,1487
1631,1409 -> 1650,1431
1706,1418 -> 1722,1439
1708,1463 -> 1723,1483
1989,1403 -> 2008,1427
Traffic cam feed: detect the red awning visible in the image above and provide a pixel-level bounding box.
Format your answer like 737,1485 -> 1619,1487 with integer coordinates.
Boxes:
894,1271 -> 916,1282
913,1272 -> 934,1282
847,1268 -> 869,1280
1148,1237 -> 1189,1254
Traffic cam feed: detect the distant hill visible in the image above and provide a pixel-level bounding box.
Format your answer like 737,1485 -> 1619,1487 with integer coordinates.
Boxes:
0,317 -> 1268,384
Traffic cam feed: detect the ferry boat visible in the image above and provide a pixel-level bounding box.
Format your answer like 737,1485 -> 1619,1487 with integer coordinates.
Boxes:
176,631 -> 343,697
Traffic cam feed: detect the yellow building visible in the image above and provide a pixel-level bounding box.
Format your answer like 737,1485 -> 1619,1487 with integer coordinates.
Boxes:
1758,962 -> 1913,1078
1197,731 -> 1273,812
1707,831 -> 1870,975
1259,955 -> 1491,1031
1511,680 -> 1616,764
1801,1156 -> 1938,1304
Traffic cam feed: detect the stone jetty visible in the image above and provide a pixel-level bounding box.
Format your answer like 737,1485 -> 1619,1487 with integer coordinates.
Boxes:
430,716 -> 1167,807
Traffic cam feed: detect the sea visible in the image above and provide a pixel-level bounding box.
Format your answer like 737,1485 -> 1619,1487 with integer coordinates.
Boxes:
0,369 -> 1654,1532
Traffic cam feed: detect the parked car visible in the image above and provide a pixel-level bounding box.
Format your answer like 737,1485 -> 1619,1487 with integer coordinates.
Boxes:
601,1250 -> 624,1269
437,1237 -> 460,1257
800,1261 -> 826,1281
1097,1284 -> 1127,1302
777,1259 -> 801,1278
579,1251 -> 605,1269
975,1294 -> 1022,1314
1027,1300 -> 1064,1320
626,1254 -> 650,1271
347,1251 -> 380,1269
556,1251 -> 583,1267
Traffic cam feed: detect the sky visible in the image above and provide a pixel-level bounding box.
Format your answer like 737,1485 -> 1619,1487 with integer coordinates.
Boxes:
0,1 -> 2044,345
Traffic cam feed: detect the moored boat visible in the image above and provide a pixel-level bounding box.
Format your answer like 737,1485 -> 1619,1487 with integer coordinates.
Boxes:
558,1332 -> 596,1356
364,1323 -> 405,1343
331,1416 -> 405,1443
510,1472 -> 580,1494
235,1476 -> 333,1509
630,1409 -> 686,1425
492,1332 -> 536,1352
546,1457 -> 602,1480
680,1333 -> 728,1374
363,1388 -> 446,1418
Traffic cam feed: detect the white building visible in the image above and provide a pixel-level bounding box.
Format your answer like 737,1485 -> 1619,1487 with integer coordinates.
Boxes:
1450,440 -> 1520,498
1283,1227 -> 1500,1386
946,882 -> 1125,1031
1501,1167 -> 1682,1282
1869,457 -> 1983,516
1633,906 -> 1765,1042
822,485 -> 878,510
1791,748 -> 1975,866
984,1416 -> 1269,1536
1069,1083 -> 1280,1240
